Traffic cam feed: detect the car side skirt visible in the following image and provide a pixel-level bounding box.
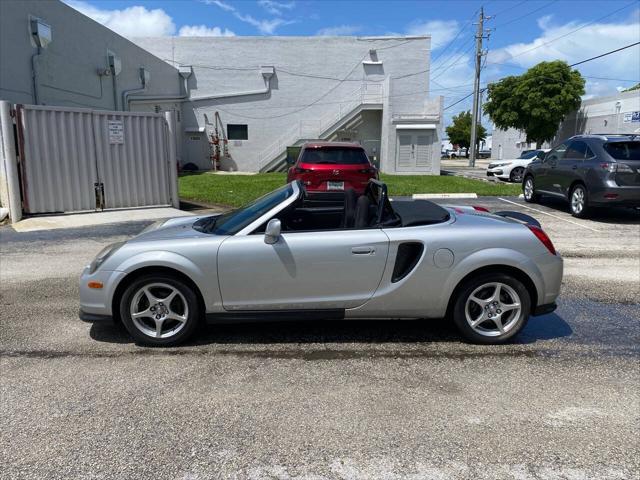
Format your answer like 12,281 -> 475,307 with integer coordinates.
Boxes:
205,309 -> 345,324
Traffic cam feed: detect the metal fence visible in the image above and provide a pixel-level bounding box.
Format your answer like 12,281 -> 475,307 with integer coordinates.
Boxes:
17,104 -> 176,214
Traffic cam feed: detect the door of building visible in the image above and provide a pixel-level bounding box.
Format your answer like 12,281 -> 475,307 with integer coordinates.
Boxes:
396,130 -> 434,172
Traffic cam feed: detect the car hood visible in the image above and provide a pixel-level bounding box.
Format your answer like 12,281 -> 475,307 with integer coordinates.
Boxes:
129,215 -> 219,242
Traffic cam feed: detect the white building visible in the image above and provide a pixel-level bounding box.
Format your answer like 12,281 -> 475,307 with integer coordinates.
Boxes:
1,0 -> 443,177
491,89 -> 640,160
555,89 -> 640,139
133,36 -> 443,173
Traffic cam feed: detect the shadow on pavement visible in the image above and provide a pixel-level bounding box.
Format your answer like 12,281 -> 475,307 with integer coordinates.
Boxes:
89,313 -> 573,347
534,197 -> 640,225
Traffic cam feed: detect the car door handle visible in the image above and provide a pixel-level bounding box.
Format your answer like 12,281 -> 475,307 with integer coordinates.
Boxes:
352,246 -> 375,255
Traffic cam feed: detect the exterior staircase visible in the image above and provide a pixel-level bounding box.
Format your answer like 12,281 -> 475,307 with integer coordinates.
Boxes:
258,82 -> 383,172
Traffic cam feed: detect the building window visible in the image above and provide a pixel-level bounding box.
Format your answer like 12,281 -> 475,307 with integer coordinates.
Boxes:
227,124 -> 248,140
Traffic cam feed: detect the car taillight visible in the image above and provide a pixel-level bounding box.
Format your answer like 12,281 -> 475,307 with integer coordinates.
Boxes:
600,162 -> 633,173
359,167 -> 377,174
295,167 -> 311,174
472,205 -> 490,212
527,225 -> 556,255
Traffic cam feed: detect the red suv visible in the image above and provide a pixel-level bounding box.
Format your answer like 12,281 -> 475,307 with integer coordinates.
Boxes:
286,142 -> 378,194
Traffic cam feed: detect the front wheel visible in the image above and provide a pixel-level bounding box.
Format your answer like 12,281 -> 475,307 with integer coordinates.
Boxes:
120,274 -> 201,347
523,176 -> 539,203
569,184 -> 590,218
510,167 -> 525,183
452,273 -> 531,344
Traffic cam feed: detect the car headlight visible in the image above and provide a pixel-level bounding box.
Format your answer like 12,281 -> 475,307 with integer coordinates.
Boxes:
493,162 -> 511,168
89,242 -> 124,274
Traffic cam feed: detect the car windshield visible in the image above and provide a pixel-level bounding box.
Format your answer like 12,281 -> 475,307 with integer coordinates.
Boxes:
603,141 -> 640,161
518,151 -> 540,159
300,147 -> 369,165
194,184 -> 295,235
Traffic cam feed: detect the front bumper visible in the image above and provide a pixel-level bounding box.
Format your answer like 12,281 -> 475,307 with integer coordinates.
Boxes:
79,266 -> 126,318
532,302 -> 557,316
486,168 -> 507,178
79,309 -> 113,323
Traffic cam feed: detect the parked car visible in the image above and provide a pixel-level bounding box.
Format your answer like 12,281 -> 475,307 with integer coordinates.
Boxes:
478,149 -> 492,159
523,134 -> 640,217
486,149 -> 549,183
79,179 -> 562,347
286,142 -> 378,195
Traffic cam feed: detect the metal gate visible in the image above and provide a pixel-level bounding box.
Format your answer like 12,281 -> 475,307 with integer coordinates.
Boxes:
18,105 -> 175,214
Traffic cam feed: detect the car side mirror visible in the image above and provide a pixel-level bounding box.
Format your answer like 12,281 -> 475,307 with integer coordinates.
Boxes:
264,218 -> 281,244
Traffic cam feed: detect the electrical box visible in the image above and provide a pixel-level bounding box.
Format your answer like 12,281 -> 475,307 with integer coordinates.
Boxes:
140,68 -> 151,87
107,51 -> 121,76
30,17 -> 52,48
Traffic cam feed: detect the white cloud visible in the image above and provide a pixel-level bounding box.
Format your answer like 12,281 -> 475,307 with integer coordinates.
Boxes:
258,0 -> 295,16
488,11 -> 640,97
316,25 -> 361,36
65,1 -> 176,37
406,20 -> 459,49
206,0 -> 295,34
178,25 -> 235,37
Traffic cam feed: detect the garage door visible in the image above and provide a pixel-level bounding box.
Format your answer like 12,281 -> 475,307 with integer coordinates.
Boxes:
395,130 -> 434,172
18,105 -> 175,214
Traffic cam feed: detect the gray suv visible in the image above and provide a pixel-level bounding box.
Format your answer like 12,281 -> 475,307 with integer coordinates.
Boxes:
523,134 -> 640,217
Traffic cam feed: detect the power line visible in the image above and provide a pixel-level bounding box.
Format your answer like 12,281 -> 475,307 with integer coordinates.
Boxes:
569,41 -> 640,66
493,0 -> 557,28
485,60 -> 639,82
505,1 -> 637,61
444,90 -> 484,111
430,8 -> 479,65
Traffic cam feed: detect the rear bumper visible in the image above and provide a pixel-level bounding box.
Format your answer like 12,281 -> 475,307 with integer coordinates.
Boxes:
589,186 -> 640,207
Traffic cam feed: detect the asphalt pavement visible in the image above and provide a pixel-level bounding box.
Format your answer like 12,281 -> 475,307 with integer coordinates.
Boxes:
1,196 -> 639,479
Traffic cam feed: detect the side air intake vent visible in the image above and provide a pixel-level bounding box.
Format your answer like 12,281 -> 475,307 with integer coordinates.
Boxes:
391,242 -> 424,283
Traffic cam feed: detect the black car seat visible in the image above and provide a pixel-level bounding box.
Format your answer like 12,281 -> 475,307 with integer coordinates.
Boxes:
343,188 -> 358,228
354,195 -> 371,229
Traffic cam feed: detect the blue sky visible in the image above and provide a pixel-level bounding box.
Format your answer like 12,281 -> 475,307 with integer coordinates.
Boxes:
67,0 -> 640,126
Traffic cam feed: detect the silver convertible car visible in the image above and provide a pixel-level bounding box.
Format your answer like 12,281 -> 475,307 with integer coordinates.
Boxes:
79,180 -> 563,346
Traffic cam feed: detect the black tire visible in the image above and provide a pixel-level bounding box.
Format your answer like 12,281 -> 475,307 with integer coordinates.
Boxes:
523,175 -> 539,203
119,274 -> 201,347
452,273 -> 531,345
510,167 -> 525,183
569,184 -> 590,218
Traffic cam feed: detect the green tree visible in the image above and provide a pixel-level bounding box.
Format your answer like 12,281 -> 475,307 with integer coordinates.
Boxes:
623,82 -> 639,92
484,60 -> 585,147
445,110 -> 487,158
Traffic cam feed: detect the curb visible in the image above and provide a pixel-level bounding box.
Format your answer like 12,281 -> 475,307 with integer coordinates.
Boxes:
412,193 -> 478,199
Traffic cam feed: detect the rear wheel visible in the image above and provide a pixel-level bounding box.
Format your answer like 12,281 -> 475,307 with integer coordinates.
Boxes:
510,167 -> 525,183
119,274 -> 201,347
523,176 -> 539,203
569,184 -> 590,218
452,273 -> 531,344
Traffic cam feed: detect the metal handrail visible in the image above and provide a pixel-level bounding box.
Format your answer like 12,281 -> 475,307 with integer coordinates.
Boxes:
258,82 -> 383,169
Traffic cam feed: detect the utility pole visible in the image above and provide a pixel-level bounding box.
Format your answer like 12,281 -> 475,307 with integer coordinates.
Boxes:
469,7 -> 490,167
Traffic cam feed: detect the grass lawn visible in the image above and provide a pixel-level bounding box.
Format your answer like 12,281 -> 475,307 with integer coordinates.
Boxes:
179,172 -> 521,208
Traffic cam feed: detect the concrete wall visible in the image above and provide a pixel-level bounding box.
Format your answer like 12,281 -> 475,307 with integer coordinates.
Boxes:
133,36 -> 442,173
490,127 -> 541,160
0,0 -> 182,110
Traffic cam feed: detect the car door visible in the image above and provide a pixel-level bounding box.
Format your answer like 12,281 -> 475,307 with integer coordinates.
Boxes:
217,228 -> 390,311
557,140 -> 589,197
538,143 -> 568,195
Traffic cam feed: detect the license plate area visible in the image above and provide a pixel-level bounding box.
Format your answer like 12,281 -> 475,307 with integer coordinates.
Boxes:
327,181 -> 344,190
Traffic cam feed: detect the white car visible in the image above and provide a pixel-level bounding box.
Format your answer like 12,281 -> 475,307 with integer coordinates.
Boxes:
486,149 -> 550,183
